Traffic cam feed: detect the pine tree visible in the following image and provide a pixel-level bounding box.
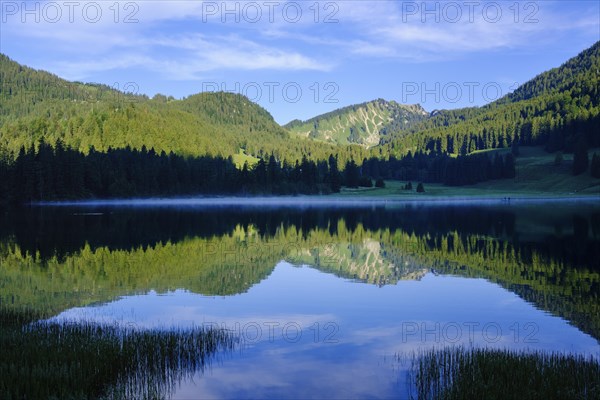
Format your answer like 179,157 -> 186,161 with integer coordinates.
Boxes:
344,159 -> 360,188
572,136 -> 589,175
0,154 -> 9,204
591,153 -> 600,178
254,159 -> 267,187
328,154 -> 341,193
511,134 -> 520,157
267,154 -> 280,188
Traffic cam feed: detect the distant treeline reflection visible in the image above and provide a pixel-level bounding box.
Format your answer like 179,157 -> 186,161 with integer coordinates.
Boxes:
0,204 -> 599,339
1,205 -> 598,268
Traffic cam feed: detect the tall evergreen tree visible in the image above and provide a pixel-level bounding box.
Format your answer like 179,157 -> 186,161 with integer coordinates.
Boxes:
511,134 -> 520,157
572,136 -> 589,175
590,153 -> 600,178
344,159 -> 360,188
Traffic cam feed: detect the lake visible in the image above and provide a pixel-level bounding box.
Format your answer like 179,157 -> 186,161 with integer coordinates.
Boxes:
1,199 -> 599,398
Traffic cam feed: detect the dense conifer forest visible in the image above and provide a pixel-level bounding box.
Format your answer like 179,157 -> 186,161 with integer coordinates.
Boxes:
1,42 -> 599,203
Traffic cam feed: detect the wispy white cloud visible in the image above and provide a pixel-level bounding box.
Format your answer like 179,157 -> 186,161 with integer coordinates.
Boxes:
1,0 -> 597,81
51,55 -> 154,80
316,0 -> 598,60
2,1 -> 331,78
50,32 -> 331,81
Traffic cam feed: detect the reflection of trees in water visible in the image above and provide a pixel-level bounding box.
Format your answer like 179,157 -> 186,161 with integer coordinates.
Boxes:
408,230 -> 600,341
1,206 -> 520,261
0,205 -> 598,339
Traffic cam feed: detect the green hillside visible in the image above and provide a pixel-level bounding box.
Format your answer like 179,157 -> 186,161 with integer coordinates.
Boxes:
0,54 -> 143,121
379,41 -> 600,157
0,54 -> 365,164
1,41 -> 599,192
499,42 -> 600,104
284,42 -> 599,158
175,92 -> 284,135
285,99 -> 427,147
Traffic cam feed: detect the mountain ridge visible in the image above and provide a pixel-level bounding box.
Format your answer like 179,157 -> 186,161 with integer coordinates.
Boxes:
1,41 -> 599,164
284,98 -> 428,148
0,53 -> 361,163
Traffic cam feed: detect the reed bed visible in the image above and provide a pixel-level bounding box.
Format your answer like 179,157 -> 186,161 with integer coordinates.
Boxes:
0,307 -> 237,400
408,346 -> 600,400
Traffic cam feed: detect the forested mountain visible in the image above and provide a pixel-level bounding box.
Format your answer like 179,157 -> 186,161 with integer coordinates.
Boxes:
377,41 -> 600,157
1,41 -> 599,203
285,99 -> 428,147
0,54 -> 143,121
2,42 -> 598,163
284,42 -> 599,158
175,92 -> 284,136
0,54 -> 366,164
498,43 -> 599,104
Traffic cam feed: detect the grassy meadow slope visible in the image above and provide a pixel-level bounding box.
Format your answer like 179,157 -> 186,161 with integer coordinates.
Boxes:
338,146 -> 600,198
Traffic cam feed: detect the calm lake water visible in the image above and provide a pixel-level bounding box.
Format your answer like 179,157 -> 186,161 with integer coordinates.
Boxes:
1,200 -> 599,398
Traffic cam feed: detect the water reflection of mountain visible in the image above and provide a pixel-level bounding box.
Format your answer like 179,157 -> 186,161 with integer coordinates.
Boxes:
287,238 -> 428,285
0,205 -> 598,339
0,206 -> 520,260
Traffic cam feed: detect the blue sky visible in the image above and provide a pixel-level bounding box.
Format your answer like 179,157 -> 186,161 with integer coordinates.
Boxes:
1,1 -> 599,123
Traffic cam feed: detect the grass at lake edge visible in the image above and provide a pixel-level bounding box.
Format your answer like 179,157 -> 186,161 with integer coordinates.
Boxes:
0,307 -> 236,400
408,346 -> 600,400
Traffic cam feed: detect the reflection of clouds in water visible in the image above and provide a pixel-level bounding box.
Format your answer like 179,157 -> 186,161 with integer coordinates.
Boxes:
50,269 -> 599,358
46,263 -> 600,398
51,289 -> 341,346
174,348 -> 400,400
349,319 -> 600,356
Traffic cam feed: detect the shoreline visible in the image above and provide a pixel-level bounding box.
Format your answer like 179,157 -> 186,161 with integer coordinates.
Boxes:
31,193 -> 600,208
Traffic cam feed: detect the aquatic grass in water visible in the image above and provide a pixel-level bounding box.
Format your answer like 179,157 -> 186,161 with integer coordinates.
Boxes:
0,307 -> 237,400
408,346 -> 600,400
